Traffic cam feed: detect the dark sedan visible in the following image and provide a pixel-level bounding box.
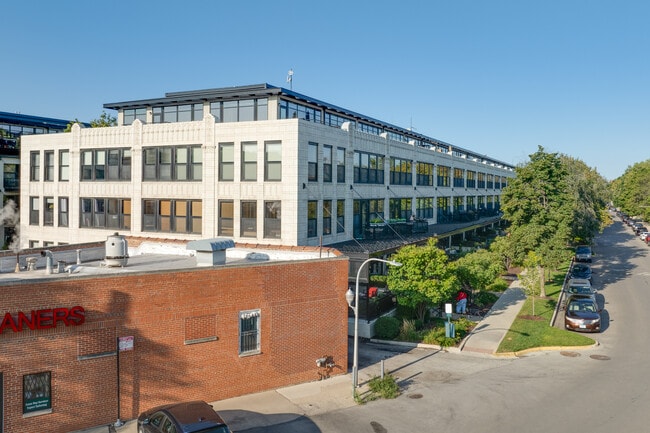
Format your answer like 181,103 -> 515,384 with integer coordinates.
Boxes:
565,297 -> 601,333
570,263 -> 592,282
137,400 -> 231,433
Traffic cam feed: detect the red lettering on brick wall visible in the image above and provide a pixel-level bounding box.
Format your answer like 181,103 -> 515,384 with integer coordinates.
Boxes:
0,306 -> 86,334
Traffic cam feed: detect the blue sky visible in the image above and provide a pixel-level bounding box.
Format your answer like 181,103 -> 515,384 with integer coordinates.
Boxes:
4,1 -> 648,180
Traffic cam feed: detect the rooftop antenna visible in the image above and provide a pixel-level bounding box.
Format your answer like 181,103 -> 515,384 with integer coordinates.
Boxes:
286,68 -> 294,90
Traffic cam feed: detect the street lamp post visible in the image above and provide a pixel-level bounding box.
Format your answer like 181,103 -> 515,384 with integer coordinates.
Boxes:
345,258 -> 402,396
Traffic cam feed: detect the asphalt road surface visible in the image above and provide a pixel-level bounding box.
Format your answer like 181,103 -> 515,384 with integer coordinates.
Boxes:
245,216 -> 650,433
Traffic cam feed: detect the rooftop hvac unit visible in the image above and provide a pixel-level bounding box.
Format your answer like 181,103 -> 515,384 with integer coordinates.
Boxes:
105,233 -> 128,267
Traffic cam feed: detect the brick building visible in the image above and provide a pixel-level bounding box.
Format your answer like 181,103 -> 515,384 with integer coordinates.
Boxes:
0,239 -> 348,433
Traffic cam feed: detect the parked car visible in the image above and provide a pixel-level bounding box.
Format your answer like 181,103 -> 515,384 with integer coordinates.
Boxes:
574,245 -> 592,263
564,296 -> 601,333
570,263 -> 592,282
565,279 -> 597,304
634,225 -> 647,235
639,232 -> 650,242
137,401 -> 231,433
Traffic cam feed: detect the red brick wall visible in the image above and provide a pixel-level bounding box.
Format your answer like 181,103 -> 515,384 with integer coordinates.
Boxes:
0,257 -> 349,433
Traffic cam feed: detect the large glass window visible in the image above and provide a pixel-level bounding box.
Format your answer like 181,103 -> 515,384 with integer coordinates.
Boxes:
278,99 -> 322,122
390,157 -> 412,185
478,172 -> 486,189
467,171 -> 476,188
487,174 -> 494,189
30,151 -> 40,181
80,198 -> 131,229
81,148 -> 131,181
453,168 -> 465,188
142,145 -> 201,181
219,143 -> 234,181
437,165 -> 450,187
240,201 -> 257,237
123,108 -> 147,125
152,104 -> 203,123
264,201 -> 281,239
264,141 -> 282,181
416,162 -> 434,186
241,142 -> 257,181
210,98 -> 267,123
218,200 -> 234,236
354,151 -> 384,184
416,197 -> 433,219
3,163 -> 19,190
323,145 -> 332,182
142,199 -> 201,233
239,310 -> 261,355
389,198 -> 412,220
437,196 -> 451,222
23,371 -> 51,414
308,142 -> 318,182
307,201 -> 317,238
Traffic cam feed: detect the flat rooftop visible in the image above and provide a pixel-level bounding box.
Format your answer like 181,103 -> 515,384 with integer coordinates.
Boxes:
0,239 -> 339,284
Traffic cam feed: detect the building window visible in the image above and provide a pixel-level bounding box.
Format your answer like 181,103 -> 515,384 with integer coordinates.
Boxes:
219,143 -> 234,181
123,108 -> 147,125
390,157 -> 412,185
239,310 -> 261,355
142,199 -> 201,233
241,142 -> 257,181
389,198 -> 412,220
3,163 -> 19,190
264,141 -> 282,181
44,151 -> 54,181
218,200 -> 234,236
416,162 -> 434,186
264,201 -> 281,239
478,172 -> 486,189
23,371 -> 51,414
278,99 -> 322,122
59,197 -> 69,227
81,148 -> 131,181
210,98 -> 267,123
307,201 -> 317,238
437,165 -> 450,187
437,196 -> 451,222
454,196 -> 465,214
323,145 -> 332,182
43,197 -> 54,226
337,199 -> 345,233
29,197 -> 39,225
81,198 -> 131,229
322,200 -> 332,235
453,168 -> 465,188
336,147 -> 346,183
308,142 -> 318,182
143,145 -> 200,181
487,174 -> 494,189
416,197 -> 433,219
30,151 -> 40,181
353,151 -> 384,184
240,201 -> 257,237
59,150 -> 69,181
467,171 -> 476,188
152,104 -> 203,123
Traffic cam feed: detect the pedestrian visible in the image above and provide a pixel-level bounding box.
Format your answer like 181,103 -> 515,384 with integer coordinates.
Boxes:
455,290 -> 467,314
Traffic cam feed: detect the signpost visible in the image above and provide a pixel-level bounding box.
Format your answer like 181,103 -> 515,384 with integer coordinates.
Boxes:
115,336 -> 133,428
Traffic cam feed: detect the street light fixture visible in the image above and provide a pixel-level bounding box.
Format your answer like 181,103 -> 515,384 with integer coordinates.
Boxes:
345,257 -> 402,395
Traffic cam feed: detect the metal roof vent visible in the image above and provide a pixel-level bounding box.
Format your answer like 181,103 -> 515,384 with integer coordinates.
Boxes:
187,238 -> 235,266
104,233 -> 129,267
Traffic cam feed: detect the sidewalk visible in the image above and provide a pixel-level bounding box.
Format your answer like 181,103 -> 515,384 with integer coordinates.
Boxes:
76,284 -> 526,433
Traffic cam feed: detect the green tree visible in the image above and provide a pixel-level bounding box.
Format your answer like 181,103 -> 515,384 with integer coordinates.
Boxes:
386,239 -> 459,322
501,146 -> 574,295
454,249 -> 505,296
611,160 -> 650,221
519,252 -> 543,316
64,111 -> 117,132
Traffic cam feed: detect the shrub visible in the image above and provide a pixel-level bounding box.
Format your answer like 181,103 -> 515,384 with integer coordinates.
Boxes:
473,291 -> 499,307
374,316 -> 400,340
487,278 -> 509,292
368,373 -> 400,399
398,319 -> 420,342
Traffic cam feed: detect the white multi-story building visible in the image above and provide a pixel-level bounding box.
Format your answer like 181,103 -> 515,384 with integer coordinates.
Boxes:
19,83 -> 514,250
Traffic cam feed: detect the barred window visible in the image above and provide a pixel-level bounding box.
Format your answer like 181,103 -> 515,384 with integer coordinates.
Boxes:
23,371 -> 51,414
239,310 -> 261,355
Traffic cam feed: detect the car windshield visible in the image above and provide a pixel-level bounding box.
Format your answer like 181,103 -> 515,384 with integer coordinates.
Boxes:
568,286 -> 590,294
569,302 -> 596,312
576,246 -> 590,253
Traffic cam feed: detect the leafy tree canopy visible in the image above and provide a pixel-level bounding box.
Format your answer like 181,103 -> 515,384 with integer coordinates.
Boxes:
64,111 -> 117,132
386,239 -> 459,322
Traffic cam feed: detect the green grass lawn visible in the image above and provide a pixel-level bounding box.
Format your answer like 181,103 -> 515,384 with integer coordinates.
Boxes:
497,268 -> 596,353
